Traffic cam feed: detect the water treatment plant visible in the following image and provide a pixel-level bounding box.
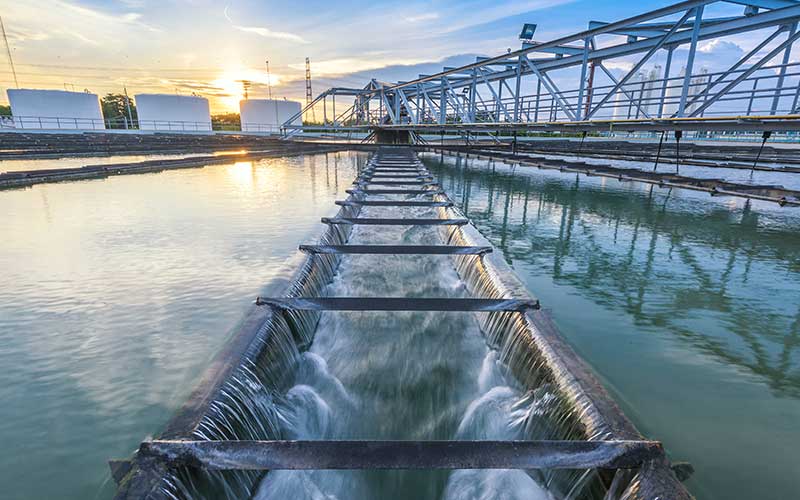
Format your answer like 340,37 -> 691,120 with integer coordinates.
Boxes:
1,1 -> 800,499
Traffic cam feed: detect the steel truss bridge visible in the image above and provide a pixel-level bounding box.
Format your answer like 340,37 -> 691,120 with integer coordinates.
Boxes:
283,0 -> 800,139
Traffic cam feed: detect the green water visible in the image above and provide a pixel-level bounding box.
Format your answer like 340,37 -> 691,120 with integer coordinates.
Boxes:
0,152 -> 364,500
2,148 -> 798,499
424,152 -> 800,500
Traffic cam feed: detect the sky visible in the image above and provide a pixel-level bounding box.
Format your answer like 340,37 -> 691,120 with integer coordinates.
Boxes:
0,0 -> 795,113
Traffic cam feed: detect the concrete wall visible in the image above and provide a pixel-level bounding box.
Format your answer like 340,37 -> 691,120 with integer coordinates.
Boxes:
135,94 -> 211,131
239,99 -> 302,132
6,89 -> 104,130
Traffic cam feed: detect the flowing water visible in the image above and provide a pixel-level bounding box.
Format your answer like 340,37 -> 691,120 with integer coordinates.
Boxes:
251,201 -> 554,500
0,152 -> 363,500
423,152 -> 800,500
168,154 -> 587,500
3,148 -> 798,500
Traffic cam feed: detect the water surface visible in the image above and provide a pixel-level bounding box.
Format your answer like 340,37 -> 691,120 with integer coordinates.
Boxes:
424,152 -> 800,500
0,152 -> 363,500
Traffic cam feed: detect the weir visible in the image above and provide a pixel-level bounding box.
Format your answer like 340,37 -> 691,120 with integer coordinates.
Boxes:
112,147 -> 691,500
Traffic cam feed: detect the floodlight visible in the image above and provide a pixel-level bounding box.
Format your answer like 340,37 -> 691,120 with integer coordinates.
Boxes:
519,23 -> 537,41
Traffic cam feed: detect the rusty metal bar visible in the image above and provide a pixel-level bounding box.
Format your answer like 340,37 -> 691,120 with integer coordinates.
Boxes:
299,244 -> 492,255
138,439 -> 664,470
254,297 -> 538,312
335,200 -> 452,207
321,217 -> 467,225
346,189 -> 444,195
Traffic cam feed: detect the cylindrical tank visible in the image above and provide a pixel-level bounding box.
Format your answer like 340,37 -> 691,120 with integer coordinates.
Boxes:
239,99 -> 302,133
6,88 -> 104,130
135,94 -> 212,131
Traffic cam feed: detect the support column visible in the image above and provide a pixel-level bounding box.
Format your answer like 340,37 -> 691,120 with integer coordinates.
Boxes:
514,57 -> 522,122
440,78 -> 447,125
677,6 -> 704,117
770,22 -> 797,115
658,46 -> 674,118
576,37 -> 590,121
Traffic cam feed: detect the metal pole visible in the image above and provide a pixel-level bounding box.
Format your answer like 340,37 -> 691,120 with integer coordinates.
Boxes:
677,6 -> 704,117
747,78 -> 759,115
124,86 -> 134,128
658,46 -> 674,118
576,37 -> 590,121
770,22 -> 797,115
584,61 -> 596,118
513,57 -> 522,122
468,70 -> 476,122
265,60 -> 273,99
0,16 -> 19,89
440,78 -> 446,125
653,131 -> 665,171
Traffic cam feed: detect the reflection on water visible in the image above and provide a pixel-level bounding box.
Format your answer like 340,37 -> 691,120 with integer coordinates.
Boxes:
424,152 -> 800,500
0,152 -> 365,500
0,153 -> 211,173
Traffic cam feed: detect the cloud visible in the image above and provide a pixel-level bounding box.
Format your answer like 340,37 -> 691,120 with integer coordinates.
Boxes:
4,27 -> 50,43
223,6 -> 309,44
699,39 -> 744,58
2,0 -> 159,51
289,57 -> 428,77
232,25 -> 309,44
405,13 -> 440,23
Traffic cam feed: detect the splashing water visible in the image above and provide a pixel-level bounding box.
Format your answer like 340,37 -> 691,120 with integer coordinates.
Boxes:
164,162 -> 615,500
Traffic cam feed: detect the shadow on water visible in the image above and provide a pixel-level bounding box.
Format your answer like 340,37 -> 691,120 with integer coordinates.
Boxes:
425,153 -> 800,401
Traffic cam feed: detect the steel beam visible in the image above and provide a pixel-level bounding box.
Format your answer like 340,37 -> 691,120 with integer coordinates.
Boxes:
138,439 -> 664,470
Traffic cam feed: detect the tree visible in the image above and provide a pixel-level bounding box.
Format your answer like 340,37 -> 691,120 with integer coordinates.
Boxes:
211,113 -> 240,131
101,93 -> 136,128
0,104 -> 10,116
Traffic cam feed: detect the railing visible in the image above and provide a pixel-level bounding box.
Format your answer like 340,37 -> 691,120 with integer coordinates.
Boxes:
0,115 -> 285,134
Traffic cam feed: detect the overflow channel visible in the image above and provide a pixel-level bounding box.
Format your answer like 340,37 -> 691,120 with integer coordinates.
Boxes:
113,147 -> 692,500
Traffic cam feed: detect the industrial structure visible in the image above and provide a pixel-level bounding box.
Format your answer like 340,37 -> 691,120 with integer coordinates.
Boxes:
6,89 -> 104,130
239,99 -> 302,133
284,0 -> 800,139
110,148 -> 694,500
134,94 -> 212,132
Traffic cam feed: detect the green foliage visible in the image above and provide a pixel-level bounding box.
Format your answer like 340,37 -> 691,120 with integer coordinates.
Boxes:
101,93 -> 136,128
211,113 -> 241,130
0,104 -> 10,116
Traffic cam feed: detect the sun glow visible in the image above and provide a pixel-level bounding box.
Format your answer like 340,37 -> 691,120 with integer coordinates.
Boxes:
212,67 -> 282,112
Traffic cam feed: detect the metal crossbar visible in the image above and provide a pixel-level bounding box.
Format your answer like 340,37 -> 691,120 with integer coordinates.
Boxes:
362,174 -> 432,179
254,297 -> 539,311
139,439 -> 664,470
365,168 -> 424,171
363,170 -> 427,174
299,244 -> 492,255
346,189 -> 444,195
356,181 -> 435,186
322,217 -> 466,225
335,200 -> 453,207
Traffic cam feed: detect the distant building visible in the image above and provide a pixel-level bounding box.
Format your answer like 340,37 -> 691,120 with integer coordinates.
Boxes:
6,89 -> 104,129
135,94 -> 211,131
664,67 -> 709,117
239,99 -> 302,133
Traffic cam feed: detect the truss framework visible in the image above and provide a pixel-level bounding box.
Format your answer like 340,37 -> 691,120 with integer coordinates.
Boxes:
283,0 -> 800,136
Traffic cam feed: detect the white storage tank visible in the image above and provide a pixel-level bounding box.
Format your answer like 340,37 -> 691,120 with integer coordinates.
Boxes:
135,94 -> 212,131
7,89 -> 104,130
239,99 -> 302,133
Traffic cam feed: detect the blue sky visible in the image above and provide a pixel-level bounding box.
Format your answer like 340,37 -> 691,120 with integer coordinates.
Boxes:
0,0 -> 789,111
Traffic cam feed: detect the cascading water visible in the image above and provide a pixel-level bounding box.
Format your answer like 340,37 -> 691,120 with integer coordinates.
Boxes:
151,150 -> 677,500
